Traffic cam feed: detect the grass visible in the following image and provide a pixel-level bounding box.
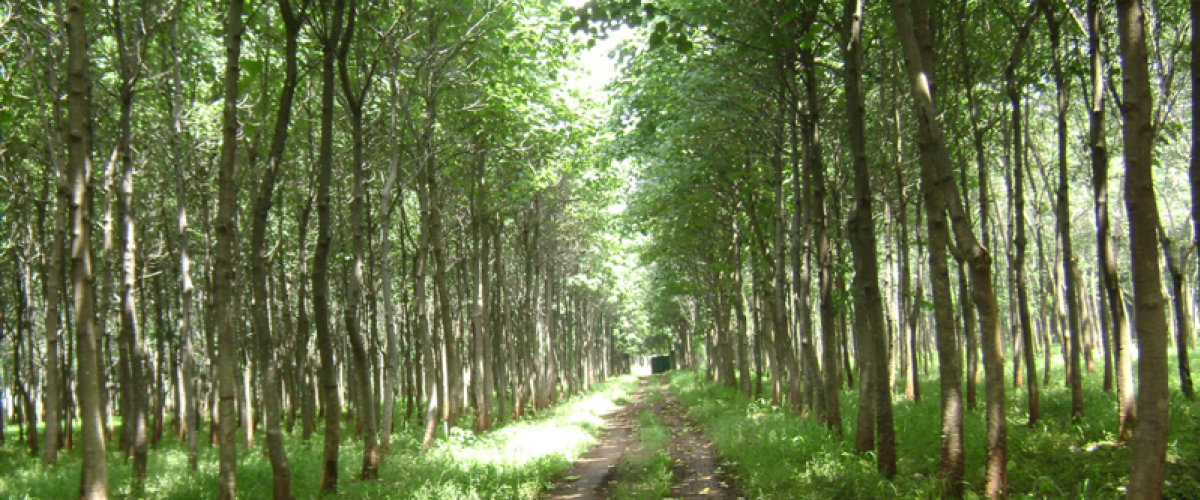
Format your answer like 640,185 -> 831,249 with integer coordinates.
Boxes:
0,375 -> 640,499
668,349 -> 1200,499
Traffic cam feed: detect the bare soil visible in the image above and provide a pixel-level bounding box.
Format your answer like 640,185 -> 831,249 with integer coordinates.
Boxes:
544,376 -> 740,499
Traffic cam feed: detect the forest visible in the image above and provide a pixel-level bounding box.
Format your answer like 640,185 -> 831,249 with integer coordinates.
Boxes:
0,0 -> 1197,498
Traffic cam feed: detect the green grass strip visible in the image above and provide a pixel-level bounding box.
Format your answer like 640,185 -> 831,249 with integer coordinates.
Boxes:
609,405 -> 674,500
0,375 -> 640,499
667,362 -> 1200,500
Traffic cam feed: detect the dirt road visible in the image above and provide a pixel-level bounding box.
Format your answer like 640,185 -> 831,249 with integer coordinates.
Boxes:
544,376 -> 739,499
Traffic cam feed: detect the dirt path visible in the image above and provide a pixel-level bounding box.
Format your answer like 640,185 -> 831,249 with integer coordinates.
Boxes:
655,380 -> 738,499
543,380 -> 647,500
544,376 -> 739,499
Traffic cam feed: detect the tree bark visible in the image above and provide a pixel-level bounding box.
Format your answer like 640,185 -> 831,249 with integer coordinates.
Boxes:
844,0 -> 885,447
891,0 -> 1006,495
214,0 -> 244,496
1117,1 -> 1171,497
379,55 -> 402,454
1091,0 -> 1135,435
248,1 -> 303,496
41,72 -> 69,467
166,17 -> 200,470
337,0 -> 378,476
314,0 -> 347,492
1042,2 -> 1085,420
1190,0 -> 1200,401
1157,228 -> 1195,400
110,0 -> 149,487
65,0 -> 109,495
1005,2 -> 1041,426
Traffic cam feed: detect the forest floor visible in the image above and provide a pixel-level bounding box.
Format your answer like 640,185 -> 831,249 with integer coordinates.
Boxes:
544,375 -> 741,499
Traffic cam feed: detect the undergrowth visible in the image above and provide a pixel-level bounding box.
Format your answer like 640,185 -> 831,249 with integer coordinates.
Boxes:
0,375 -> 639,499
668,350 -> 1200,499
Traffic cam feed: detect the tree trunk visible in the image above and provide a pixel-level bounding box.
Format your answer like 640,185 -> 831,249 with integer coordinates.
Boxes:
336,1 -> 378,478
214,0 -> 244,496
296,182 -> 316,442
891,0 -> 1006,495
314,0 -> 346,491
1117,1 -> 1171,497
797,43 -> 832,428
843,0 -> 884,445
65,0 -> 108,495
1193,0 -> 1200,368
110,0 -> 149,487
1157,229 -> 1195,400
733,222 -> 752,397
1042,2 -> 1085,420
248,2 -> 302,496
417,119 -> 439,450
1005,3 -> 1041,425
166,16 -> 200,471
379,55 -> 402,454
42,84 -> 69,467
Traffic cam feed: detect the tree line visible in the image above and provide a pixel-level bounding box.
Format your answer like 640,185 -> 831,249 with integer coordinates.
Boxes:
582,0 -> 1197,498
0,1 -> 634,498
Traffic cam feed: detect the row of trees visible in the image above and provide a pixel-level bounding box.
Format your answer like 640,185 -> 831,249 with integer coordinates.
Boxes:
583,0 -> 1196,498
0,0 -> 635,498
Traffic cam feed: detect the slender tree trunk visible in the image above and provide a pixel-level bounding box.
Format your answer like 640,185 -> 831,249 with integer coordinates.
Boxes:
891,0 -> 1006,495
1042,2 -> 1085,420
167,17 -> 199,471
248,2 -> 302,496
214,0 -> 244,496
1193,0 -> 1200,361
110,0 -> 149,487
296,181 -> 316,442
1158,230 -> 1195,399
1087,0 -> 1136,442
65,0 -> 108,495
1005,4 -> 1041,425
42,94 -> 69,468
379,56 -> 402,454
336,2 -> 378,477
1117,1 -> 1171,497
417,140 -> 439,450
733,222 -> 752,397
314,0 -> 346,491
796,44 -> 831,427
1189,0 -> 1200,400
15,250 -> 38,457
843,0 -> 884,445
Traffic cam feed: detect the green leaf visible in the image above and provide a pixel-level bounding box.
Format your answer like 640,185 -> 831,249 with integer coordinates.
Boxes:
648,31 -> 664,49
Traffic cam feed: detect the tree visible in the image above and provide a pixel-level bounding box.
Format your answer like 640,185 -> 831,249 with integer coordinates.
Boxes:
65,0 -> 109,496
1041,0 -> 1084,421
1117,0 -> 1171,497
1007,1 -> 1041,426
165,12 -> 200,471
247,1 -> 305,496
313,0 -> 347,491
1090,0 -> 1136,440
336,0 -> 379,477
214,0 -> 244,497
844,0 -> 890,470
889,0 -> 1006,495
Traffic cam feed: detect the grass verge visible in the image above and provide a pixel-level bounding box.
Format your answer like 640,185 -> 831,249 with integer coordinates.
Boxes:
0,375 -> 640,499
668,351 -> 1200,499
